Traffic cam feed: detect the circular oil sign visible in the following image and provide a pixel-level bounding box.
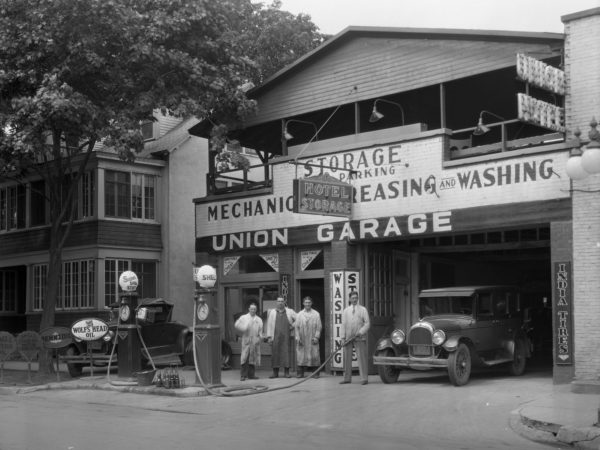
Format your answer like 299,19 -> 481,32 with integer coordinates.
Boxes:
40,327 -> 73,349
71,318 -> 109,341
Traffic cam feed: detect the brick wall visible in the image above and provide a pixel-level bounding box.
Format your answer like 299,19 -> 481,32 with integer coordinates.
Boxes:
563,8 -> 600,381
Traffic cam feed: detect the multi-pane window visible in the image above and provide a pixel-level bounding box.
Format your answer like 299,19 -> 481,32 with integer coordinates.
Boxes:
0,185 -> 25,231
0,270 -> 17,312
132,174 -> 155,220
59,260 -> 95,309
32,260 -> 95,311
79,172 -> 95,219
105,171 -> 130,218
105,170 -> 156,220
30,180 -> 47,226
367,250 -> 394,318
33,264 -> 48,311
104,259 -> 157,307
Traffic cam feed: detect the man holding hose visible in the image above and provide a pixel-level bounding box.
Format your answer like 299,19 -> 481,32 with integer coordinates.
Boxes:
339,290 -> 371,385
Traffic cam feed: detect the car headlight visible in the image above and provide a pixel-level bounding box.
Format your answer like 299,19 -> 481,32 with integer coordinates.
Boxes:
103,330 -> 115,342
432,330 -> 446,345
391,329 -> 405,345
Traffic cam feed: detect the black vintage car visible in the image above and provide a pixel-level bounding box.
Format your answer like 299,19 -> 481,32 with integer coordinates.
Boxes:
63,298 -> 231,377
372,286 -> 532,386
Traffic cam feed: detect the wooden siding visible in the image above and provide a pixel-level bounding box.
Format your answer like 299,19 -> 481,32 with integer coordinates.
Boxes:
0,221 -> 162,256
246,37 -> 559,126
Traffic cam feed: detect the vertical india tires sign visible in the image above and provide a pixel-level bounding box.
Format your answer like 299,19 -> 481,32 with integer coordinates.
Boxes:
330,269 -> 360,370
554,262 -> 573,365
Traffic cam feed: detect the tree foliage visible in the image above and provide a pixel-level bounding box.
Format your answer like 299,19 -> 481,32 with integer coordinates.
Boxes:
0,0 -> 323,372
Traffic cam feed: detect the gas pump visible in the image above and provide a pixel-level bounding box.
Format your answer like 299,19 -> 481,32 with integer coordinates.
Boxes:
116,270 -> 142,379
192,265 -> 222,386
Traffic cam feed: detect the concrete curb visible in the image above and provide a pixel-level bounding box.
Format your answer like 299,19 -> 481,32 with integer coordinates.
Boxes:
510,408 -> 600,450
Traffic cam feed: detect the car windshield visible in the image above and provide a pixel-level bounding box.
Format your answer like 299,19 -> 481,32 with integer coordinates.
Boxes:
419,296 -> 473,317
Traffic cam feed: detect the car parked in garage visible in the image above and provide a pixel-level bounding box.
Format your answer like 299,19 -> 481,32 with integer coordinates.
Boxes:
62,298 -> 232,377
372,286 -> 531,386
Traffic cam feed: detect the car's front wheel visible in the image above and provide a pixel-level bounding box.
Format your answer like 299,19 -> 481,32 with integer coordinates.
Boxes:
508,339 -> 527,376
447,343 -> 471,386
65,346 -> 84,378
376,349 -> 401,384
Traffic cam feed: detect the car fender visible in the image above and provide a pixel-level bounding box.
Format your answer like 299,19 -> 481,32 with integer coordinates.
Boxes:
442,335 -> 461,352
375,337 -> 395,353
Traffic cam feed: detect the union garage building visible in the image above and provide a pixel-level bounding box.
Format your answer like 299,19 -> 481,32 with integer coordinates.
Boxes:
192,24 -> 578,382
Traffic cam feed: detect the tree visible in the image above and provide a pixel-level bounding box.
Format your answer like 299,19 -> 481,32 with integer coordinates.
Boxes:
0,0 -> 323,374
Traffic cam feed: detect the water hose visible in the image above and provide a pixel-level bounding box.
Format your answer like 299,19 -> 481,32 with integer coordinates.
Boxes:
191,305 -> 357,398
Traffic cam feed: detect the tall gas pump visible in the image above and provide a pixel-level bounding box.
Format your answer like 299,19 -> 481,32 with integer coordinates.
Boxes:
192,265 -> 222,386
116,271 -> 142,379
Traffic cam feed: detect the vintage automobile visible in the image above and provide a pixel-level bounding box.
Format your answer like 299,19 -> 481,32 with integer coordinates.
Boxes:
372,286 -> 531,386
63,298 -> 232,377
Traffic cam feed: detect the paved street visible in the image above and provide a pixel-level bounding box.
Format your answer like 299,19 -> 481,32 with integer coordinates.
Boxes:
0,365 -> 559,450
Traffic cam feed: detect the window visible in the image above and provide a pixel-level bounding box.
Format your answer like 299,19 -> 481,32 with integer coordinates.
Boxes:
80,172 -> 95,219
105,170 -> 156,220
0,185 -> 25,231
141,121 -> 155,141
33,260 -> 95,311
30,180 -> 47,226
132,174 -> 155,220
58,260 -> 95,309
33,264 -> 47,311
105,258 -> 157,307
368,250 -> 394,317
105,171 -> 130,218
0,270 -> 17,312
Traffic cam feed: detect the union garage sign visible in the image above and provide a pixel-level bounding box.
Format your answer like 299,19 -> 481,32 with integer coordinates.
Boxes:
293,173 -> 352,218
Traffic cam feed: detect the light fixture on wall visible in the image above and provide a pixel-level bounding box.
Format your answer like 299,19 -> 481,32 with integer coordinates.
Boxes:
472,110 -> 506,136
369,98 -> 405,125
566,118 -> 600,180
283,119 -> 318,141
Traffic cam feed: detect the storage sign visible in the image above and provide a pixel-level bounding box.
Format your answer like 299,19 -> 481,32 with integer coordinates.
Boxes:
293,173 -> 352,217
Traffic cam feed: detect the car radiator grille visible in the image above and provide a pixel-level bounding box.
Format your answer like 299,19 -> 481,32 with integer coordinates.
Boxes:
408,327 -> 433,357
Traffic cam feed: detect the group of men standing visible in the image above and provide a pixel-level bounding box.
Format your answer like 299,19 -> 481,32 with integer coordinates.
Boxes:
234,291 -> 370,384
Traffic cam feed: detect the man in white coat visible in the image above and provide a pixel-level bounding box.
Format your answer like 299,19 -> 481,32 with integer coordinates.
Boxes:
295,296 -> 322,378
235,303 -> 263,381
265,296 -> 296,378
339,290 -> 371,385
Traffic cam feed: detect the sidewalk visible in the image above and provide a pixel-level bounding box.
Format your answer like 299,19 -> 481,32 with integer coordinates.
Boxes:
2,360 -> 600,449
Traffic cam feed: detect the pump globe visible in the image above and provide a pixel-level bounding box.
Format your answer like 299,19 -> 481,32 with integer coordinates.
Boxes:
194,265 -> 217,288
581,142 -> 600,174
118,271 -> 139,292
566,155 -> 589,180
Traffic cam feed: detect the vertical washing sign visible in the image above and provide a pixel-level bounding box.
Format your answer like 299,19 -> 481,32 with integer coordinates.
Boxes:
554,262 -> 573,365
330,269 -> 360,370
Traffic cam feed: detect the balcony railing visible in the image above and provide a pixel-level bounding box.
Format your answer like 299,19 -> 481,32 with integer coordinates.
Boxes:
447,119 -> 564,161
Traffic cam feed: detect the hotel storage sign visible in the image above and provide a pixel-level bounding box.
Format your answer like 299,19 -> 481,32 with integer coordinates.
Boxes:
293,173 -> 352,217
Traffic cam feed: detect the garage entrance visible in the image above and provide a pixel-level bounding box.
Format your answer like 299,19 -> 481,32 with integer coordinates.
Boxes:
410,225 -> 554,370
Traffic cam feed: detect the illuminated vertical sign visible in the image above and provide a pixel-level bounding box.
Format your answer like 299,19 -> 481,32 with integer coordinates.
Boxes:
330,269 -> 360,370
279,273 -> 290,305
554,262 -> 573,365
